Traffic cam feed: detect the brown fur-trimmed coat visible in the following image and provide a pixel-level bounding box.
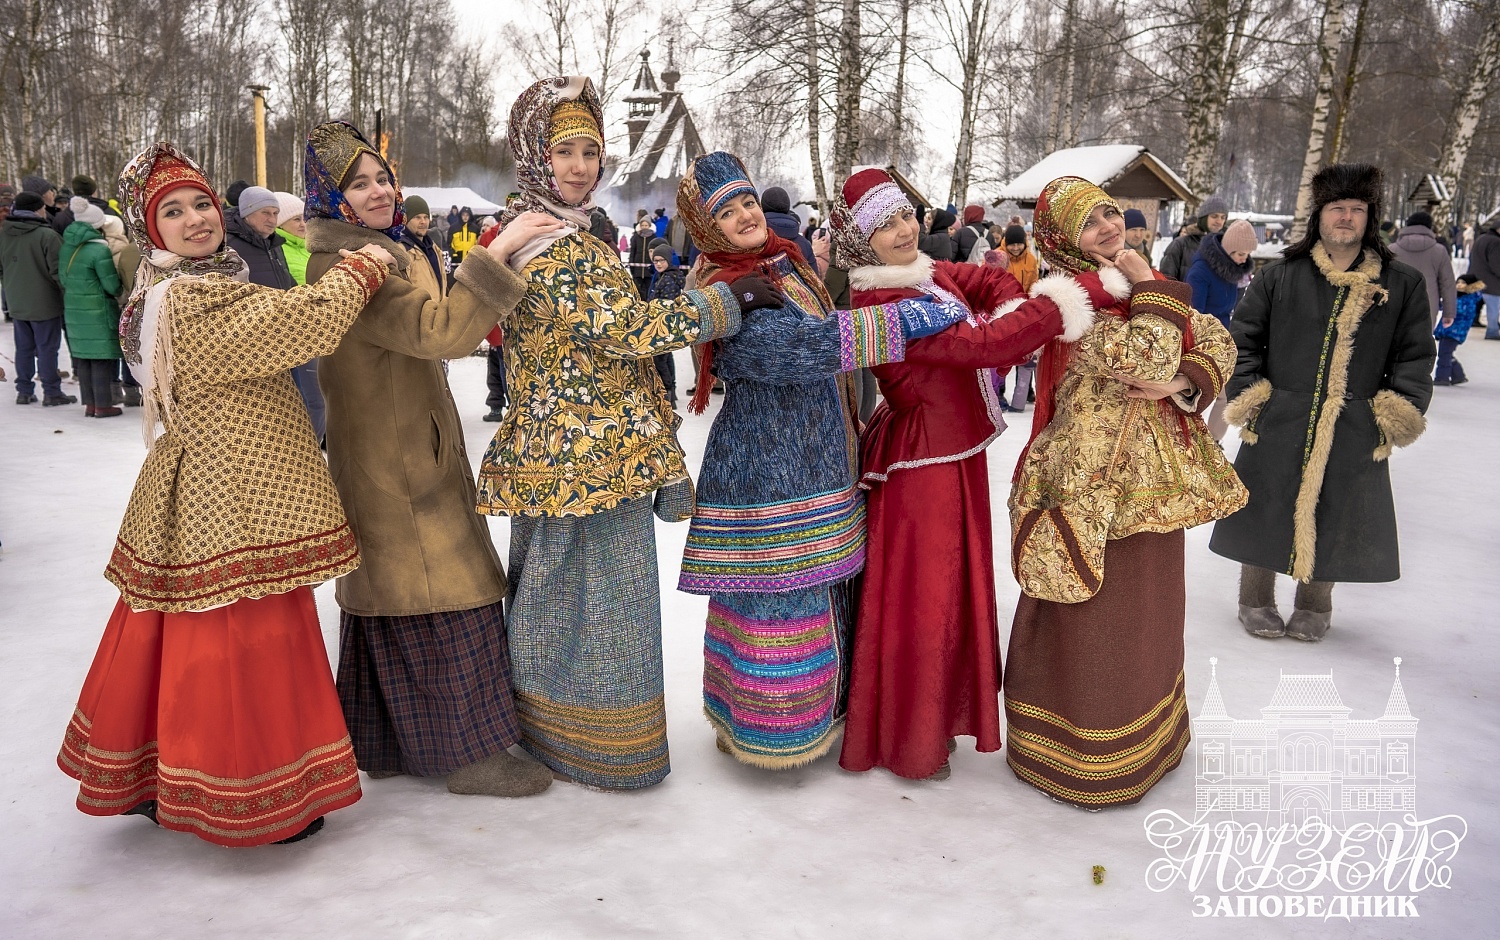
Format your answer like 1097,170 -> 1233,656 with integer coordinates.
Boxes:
1209,243 -> 1435,582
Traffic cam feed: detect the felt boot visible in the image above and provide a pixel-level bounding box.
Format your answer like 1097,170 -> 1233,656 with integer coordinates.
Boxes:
123,385 -> 143,407
364,769 -> 403,779
1286,580 -> 1334,642
1237,565 -> 1284,638
925,760 -> 952,781
446,750 -> 553,797
272,816 -> 324,844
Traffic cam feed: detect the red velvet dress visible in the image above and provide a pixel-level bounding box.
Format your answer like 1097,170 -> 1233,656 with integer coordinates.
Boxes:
839,256 -> 1070,779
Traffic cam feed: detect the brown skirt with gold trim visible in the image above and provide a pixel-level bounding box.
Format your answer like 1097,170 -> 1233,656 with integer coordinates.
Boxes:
1003,529 -> 1190,807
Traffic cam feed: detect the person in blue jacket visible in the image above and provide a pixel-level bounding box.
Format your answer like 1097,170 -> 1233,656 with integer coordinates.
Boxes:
1186,218 -> 1258,439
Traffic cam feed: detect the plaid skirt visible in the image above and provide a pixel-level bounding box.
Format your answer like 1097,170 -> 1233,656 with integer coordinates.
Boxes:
337,600 -> 521,776
507,496 -> 670,789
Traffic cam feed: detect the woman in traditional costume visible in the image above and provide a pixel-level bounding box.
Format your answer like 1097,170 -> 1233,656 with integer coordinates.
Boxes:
1004,177 -> 1247,808
674,153 -> 969,769
57,143 -> 394,845
301,121 -> 556,798
830,169 -> 1110,781
474,80 -> 771,790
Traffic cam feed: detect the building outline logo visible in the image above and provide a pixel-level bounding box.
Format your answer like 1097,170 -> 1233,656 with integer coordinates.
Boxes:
1142,657 -> 1468,921
1192,656 -> 1416,827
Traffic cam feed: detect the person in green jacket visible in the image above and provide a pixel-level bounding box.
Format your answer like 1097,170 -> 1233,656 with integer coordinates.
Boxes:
275,191 -> 309,285
60,197 -> 124,416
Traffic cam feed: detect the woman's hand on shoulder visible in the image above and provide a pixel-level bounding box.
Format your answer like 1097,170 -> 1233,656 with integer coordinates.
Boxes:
1092,247 -> 1153,285
341,244 -> 395,266
486,212 -> 567,265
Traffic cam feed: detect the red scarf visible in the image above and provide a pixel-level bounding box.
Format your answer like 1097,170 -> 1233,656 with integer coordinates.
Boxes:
689,229 -> 820,414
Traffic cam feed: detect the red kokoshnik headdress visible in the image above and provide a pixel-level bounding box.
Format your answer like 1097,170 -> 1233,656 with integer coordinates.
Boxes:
830,169 -> 914,270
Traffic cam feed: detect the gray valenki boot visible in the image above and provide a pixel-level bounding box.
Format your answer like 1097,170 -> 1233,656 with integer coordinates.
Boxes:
446,750 -> 553,797
1286,580 -> 1334,642
1238,564 -> 1285,638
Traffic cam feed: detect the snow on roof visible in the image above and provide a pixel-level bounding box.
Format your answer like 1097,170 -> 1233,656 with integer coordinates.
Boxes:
995,145 -> 1192,203
402,187 -> 502,216
607,95 -> 703,190
1230,212 -> 1294,225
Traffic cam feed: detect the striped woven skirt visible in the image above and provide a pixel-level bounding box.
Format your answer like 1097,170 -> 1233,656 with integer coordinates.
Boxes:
58,588 -> 361,846
507,496 -> 669,789
337,600 -> 521,776
703,582 -> 854,769
1003,530 -> 1190,808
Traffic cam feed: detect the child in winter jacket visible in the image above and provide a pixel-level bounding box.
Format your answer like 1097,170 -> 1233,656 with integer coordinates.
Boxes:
1435,274 -> 1484,385
647,243 -> 686,405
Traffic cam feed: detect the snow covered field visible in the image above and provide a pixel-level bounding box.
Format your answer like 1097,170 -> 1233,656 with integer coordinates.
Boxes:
2,333 -> 1496,939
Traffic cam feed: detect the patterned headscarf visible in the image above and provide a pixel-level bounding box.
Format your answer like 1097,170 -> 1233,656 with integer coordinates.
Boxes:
496,77 -> 605,269
304,121 -> 405,242
115,141 -> 248,447
1033,176 -> 1120,276
501,77 -> 604,229
677,151 -> 829,415
116,142 -> 243,363
675,150 -> 764,256
830,168 -> 914,269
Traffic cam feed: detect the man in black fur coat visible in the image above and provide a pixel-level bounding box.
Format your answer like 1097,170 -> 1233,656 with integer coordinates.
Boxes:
1209,164 -> 1435,641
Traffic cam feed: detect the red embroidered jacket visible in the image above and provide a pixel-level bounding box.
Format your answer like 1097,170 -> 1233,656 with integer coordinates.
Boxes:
849,253 -> 1115,487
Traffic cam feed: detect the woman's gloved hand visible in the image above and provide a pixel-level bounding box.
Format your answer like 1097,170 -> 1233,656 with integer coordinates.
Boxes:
896,297 -> 968,339
729,274 -> 785,313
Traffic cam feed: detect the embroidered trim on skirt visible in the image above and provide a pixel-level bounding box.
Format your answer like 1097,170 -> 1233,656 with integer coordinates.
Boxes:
58,588 -> 361,846
1003,530 -> 1190,807
507,496 -> 670,789
703,582 -> 854,769
337,600 -> 522,776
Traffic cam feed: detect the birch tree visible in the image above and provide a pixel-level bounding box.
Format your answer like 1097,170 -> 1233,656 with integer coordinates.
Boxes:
831,0 -> 864,181
889,0 -> 914,169
1432,9 -> 1500,229
931,0 -> 993,206
1290,0 -> 1350,241
1326,0 -> 1371,164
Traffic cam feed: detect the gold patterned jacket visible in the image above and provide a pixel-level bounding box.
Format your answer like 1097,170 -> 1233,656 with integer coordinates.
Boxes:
476,231 -> 741,517
106,254 -> 389,612
1010,275 -> 1248,603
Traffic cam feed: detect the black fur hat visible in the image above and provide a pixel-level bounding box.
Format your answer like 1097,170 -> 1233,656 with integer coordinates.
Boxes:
1287,163 -> 1391,262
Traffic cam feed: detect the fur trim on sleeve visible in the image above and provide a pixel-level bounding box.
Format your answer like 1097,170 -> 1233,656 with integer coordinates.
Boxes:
1030,273 -> 1095,342
1224,377 -> 1272,443
1370,388 -> 1426,460
1097,264 -> 1132,301
454,243 -> 529,314
848,253 -> 936,291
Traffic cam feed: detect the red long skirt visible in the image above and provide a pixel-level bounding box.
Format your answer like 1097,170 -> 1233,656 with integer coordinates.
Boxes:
58,588 -> 361,846
839,453 -> 1003,779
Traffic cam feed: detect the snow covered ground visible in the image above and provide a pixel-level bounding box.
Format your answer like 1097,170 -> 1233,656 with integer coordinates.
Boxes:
2,332 -> 1496,939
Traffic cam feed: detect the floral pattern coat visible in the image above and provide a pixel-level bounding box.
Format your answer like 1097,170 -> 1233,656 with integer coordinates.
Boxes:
1010,275 -> 1247,603
477,231 -> 740,517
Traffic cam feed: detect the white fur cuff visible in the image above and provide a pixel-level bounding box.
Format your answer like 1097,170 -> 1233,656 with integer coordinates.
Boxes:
848,253 -> 937,291
1031,274 -> 1096,342
1098,265 -> 1132,301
